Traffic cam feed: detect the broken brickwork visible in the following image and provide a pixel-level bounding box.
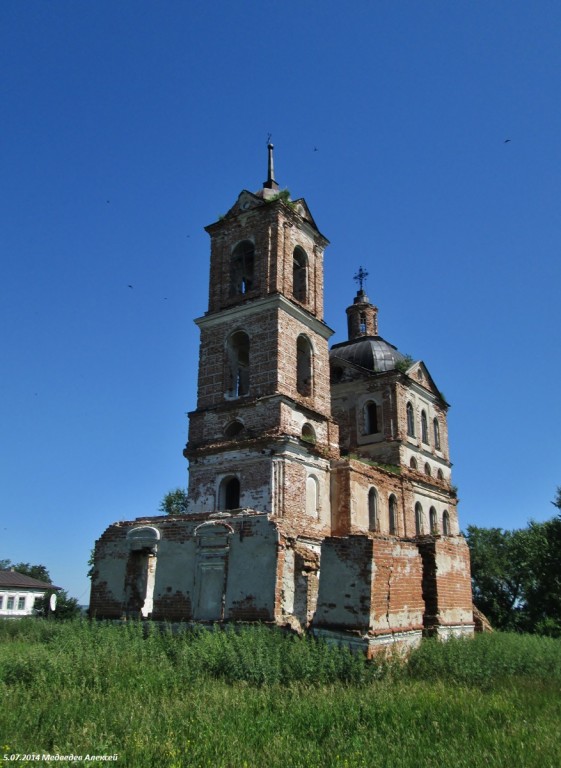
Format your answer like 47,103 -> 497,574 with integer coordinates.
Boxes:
90,153 -> 474,650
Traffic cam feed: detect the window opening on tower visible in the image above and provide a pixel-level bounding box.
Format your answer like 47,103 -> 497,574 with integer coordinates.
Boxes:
293,247 -> 308,303
227,331 -> 250,398
230,240 -> 255,296
219,476 -> 240,510
296,335 -> 313,397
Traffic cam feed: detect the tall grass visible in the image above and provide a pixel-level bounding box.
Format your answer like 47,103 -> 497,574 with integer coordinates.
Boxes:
407,631 -> 561,687
0,620 -> 390,688
1,621 -> 560,767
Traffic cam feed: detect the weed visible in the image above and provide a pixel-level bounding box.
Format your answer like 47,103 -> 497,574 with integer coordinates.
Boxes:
1,622 -> 560,766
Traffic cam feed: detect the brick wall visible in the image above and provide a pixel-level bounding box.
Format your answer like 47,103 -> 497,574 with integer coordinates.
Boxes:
330,459 -> 403,536
312,535 -> 424,636
90,513 -> 280,623
418,536 -> 474,632
370,538 -> 425,636
193,301 -> 332,416
205,200 -> 327,320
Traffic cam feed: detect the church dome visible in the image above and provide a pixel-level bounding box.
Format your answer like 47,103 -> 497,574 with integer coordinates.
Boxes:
330,336 -> 407,373
332,279 -> 408,374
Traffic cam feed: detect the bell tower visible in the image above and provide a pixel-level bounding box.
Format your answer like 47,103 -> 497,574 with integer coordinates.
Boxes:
184,146 -> 339,537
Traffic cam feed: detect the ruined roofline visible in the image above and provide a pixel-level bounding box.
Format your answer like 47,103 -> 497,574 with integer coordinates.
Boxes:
101,508 -> 268,529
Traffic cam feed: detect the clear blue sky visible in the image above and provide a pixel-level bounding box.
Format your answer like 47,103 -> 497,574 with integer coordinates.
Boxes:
2,1 -> 560,601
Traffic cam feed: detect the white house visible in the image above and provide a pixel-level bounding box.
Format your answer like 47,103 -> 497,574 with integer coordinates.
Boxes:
0,569 -> 60,618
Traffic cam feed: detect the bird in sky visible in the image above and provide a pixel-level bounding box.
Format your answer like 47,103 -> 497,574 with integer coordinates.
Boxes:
128,284 -> 133,289
504,139 -> 511,143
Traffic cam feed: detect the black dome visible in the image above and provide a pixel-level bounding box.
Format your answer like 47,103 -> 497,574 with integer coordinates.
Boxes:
330,336 -> 406,373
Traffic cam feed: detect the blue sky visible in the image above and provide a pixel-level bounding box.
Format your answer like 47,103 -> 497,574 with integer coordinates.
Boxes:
2,1 -> 560,601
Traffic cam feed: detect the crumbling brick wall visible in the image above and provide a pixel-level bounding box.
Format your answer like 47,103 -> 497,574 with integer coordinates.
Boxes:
417,535 -> 474,634
90,513 -> 280,623
312,535 -> 424,637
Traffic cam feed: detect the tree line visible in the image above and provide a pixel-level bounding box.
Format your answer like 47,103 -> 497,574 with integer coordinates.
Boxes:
465,488 -> 561,637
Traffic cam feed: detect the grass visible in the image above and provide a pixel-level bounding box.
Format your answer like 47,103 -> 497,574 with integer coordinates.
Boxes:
1,621 -> 560,767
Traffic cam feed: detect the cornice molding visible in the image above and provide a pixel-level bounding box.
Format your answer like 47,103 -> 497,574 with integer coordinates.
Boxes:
195,293 -> 334,340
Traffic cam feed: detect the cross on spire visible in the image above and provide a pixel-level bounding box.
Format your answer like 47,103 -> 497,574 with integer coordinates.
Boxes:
353,266 -> 369,291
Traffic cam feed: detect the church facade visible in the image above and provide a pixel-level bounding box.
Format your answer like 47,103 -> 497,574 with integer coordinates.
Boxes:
89,148 -> 474,653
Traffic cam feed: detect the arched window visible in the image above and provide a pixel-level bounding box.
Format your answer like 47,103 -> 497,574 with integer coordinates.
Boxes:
424,463 -> 432,476
301,423 -> 316,444
442,510 -> 451,536
389,495 -> 398,535
410,457 -> 417,469
224,420 -> 244,439
415,502 -> 423,535
227,330 -> 250,397
125,526 -> 160,618
293,247 -> 308,303
368,488 -> 379,531
296,335 -> 313,397
364,401 -> 379,434
421,410 -> 428,444
359,312 -> 367,335
306,475 -> 319,518
219,476 -> 240,510
433,418 -> 441,450
429,507 -> 438,534
407,402 -> 415,437
437,468 -> 444,481
230,240 -> 255,296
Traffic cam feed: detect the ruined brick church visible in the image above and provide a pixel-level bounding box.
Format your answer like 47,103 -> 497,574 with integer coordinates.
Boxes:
90,146 -> 474,653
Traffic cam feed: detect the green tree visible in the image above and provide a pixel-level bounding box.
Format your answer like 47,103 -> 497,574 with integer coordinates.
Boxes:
159,488 -> 189,515
465,525 -> 530,631
87,548 -> 95,580
13,562 -> 52,583
524,515 -> 561,637
0,560 -> 52,583
466,493 -> 561,637
35,589 -> 81,620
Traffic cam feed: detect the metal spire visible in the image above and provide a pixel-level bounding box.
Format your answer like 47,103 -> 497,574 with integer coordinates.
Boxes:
263,136 -> 279,190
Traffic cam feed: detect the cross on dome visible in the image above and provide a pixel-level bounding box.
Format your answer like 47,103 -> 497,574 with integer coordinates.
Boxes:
353,266 -> 369,291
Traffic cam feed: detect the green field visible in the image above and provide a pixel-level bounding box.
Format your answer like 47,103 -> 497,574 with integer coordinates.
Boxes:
1,621 -> 560,767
